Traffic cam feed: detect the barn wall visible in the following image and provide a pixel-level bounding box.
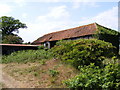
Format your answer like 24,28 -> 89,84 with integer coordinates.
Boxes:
44,41 -> 57,49
2,45 -> 38,55
68,35 -> 93,40
43,35 -> 93,48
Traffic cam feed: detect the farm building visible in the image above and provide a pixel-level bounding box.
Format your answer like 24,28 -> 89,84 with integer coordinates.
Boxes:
1,44 -> 39,55
32,23 -> 119,53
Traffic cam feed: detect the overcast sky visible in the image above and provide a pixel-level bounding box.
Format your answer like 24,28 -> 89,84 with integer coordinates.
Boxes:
0,0 -> 119,42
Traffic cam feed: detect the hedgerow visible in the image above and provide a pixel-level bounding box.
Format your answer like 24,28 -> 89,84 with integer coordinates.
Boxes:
50,39 -> 116,68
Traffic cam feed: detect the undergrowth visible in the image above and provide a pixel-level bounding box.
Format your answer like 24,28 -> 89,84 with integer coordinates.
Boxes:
64,62 -> 120,89
50,39 -> 116,68
2,49 -> 52,63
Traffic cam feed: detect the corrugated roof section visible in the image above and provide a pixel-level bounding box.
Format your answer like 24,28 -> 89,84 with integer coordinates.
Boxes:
33,23 -> 97,44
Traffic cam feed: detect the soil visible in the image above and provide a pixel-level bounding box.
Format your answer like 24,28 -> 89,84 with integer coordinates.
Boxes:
0,59 -> 79,88
0,64 -> 29,88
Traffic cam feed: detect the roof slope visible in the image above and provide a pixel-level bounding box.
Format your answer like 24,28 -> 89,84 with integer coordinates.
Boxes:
33,23 -> 98,44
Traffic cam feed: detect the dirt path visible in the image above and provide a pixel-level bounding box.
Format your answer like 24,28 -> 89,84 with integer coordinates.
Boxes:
0,64 -> 29,88
0,60 -> 78,88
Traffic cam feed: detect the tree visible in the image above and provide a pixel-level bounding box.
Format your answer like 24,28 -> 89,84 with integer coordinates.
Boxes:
0,16 -> 27,44
2,35 -> 23,44
0,16 -> 27,36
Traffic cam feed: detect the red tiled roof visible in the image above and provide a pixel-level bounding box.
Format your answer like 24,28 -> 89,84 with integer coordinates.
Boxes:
0,44 -> 40,47
33,23 -> 98,44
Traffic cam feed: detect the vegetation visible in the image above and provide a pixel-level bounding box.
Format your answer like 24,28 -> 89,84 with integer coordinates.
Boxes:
2,49 -> 52,63
0,16 -> 27,36
96,24 -> 119,36
94,24 -> 120,54
50,39 -> 116,68
49,69 -> 59,77
64,62 -> 120,89
2,34 -> 23,44
0,16 -> 27,44
2,39 -> 120,89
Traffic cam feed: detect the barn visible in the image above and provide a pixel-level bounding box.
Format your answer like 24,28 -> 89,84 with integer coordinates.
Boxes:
32,23 -> 119,53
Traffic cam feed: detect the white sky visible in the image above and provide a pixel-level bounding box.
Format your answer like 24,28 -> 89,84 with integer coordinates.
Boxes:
0,0 -> 119,42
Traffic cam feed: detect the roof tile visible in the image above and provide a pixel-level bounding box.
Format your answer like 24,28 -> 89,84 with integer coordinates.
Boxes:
33,23 -> 97,44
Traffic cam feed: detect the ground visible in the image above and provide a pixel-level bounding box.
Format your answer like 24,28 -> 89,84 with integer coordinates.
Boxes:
0,59 -> 79,88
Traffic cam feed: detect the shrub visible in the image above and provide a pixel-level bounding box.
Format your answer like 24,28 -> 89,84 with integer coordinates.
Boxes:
2,49 -> 52,63
64,63 -> 120,89
50,39 -> 115,68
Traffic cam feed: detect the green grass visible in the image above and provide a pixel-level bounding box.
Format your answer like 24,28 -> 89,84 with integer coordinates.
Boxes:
2,49 -> 52,63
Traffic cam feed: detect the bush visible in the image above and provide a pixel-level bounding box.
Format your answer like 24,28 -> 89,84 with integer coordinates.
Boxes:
2,49 -> 52,63
64,63 -> 120,89
50,39 -> 115,68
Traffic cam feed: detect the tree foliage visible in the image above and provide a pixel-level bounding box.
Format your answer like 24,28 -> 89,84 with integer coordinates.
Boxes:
0,16 -> 27,36
2,35 -> 23,44
0,16 -> 27,44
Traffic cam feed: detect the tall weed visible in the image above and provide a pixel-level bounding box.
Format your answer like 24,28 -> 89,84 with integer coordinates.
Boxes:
2,49 -> 52,63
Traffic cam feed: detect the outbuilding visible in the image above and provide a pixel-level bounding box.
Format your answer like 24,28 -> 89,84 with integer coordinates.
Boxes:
1,44 -> 39,55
